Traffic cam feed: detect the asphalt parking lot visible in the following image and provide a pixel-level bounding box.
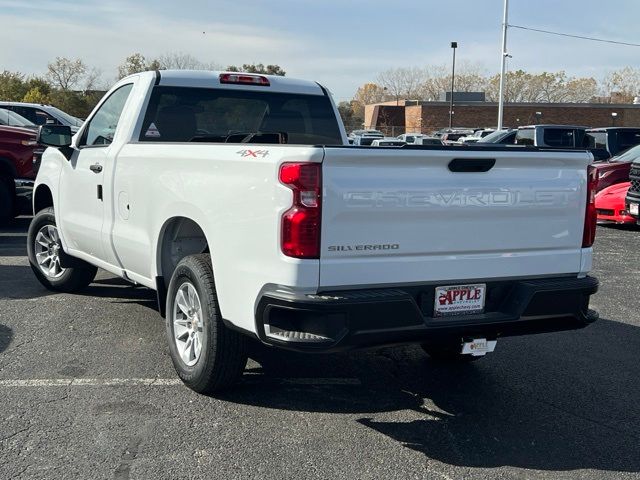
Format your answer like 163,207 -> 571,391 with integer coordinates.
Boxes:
1,218 -> 639,480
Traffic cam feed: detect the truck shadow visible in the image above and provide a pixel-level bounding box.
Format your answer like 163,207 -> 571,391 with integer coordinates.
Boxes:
0,266 -> 157,311
227,317 -> 640,473
0,216 -> 29,257
0,324 -> 13,353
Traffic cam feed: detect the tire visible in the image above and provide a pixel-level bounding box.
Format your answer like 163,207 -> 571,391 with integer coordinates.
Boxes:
421,342 -> 483,363
166,254 -> 247,394
27,207 -> 97,292
0,174 -> 14,224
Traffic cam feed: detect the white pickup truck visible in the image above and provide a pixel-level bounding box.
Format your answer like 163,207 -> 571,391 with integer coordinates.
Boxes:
28,70 -> 599,393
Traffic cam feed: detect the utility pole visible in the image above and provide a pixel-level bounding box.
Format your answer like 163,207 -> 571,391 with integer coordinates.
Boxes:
449,41 -> 457,129
497,0 -> 509,130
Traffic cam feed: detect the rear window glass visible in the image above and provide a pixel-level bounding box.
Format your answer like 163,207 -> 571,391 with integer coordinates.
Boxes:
617,131 -> 640,151
543,128 -> 575,147
585,132 -> 606,149
515,128 -> 534,145
139,86 -> 342,145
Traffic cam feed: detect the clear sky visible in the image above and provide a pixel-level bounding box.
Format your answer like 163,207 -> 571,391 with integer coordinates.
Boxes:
1,0 -> 639,101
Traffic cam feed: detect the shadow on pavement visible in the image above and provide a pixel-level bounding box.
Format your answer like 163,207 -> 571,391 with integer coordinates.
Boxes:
0,324 -> 13,353
0,217 -> 29,257
0,266 -> 157,310
222,317 -> 640,474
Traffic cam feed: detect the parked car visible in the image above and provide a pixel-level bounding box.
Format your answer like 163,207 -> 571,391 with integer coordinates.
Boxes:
0,125 -> 43,222
415,136 -> 443,146
516,125 -> 609,160
625,163 -> 640,221
350,130 -> 384,145
460,129 -> 495,143
0,108 -> 37,129
0,102 -> 83,133
440,130 -> 474,145
585,127 -> 640,157
477,129 -> 517,144
30,70 -> 598,393
596,182 -> 635,225
515,125 -> 588,148
396,133 -> 427,144
594,144 -> 640,192
371,138 -> 406,146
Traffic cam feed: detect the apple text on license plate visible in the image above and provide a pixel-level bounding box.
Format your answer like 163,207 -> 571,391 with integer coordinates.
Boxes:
434,284 -> 486,317
630,203 -> 639,216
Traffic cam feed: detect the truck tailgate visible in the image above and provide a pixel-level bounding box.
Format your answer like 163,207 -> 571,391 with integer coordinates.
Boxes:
319,147 -> 590,288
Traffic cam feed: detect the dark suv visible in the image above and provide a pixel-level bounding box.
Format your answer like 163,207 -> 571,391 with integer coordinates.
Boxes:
0,102 -> 82,133
585,128 -> 640,158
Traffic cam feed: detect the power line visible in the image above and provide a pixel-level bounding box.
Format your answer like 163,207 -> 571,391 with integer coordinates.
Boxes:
508,24 -> 640,47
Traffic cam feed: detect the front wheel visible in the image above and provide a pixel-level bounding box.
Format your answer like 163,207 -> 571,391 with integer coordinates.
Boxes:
27,207 -> 97,292
166,254 -> 247,394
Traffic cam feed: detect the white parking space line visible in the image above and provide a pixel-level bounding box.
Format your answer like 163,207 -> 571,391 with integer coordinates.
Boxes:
0,257 -> 29,267
0,377 -> 362,387
0,378 -> 182,387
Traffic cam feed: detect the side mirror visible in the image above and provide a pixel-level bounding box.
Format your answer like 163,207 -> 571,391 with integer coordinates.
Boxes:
37,125 -> 72,148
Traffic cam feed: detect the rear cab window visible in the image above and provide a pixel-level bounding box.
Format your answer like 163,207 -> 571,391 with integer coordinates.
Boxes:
138,87 -> 343,145
515,128 -> 535,145
616,130 -> 640,152
543,128 -> 576,148
585,132 -> 606,149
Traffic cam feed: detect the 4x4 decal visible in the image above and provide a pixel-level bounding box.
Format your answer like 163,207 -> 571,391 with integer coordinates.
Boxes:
236,149 -> 269,158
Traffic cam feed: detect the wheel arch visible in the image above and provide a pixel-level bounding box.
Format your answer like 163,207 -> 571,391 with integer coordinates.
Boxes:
33,184 -> 54,214
156,216 -> 210,289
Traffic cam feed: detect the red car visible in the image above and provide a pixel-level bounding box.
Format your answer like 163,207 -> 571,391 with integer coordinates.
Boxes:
595,182 -> 636,225
0,125 -> 43,222
594,144 -> 640,192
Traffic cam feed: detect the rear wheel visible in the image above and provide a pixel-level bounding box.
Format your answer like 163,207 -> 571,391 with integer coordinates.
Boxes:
421,342 -> 482,363
0,174 -> 14,224
166,254 -> 247,393
27,207 -> 97,292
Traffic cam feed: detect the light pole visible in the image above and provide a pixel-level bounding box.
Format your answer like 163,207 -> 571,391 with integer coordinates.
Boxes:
497,0 -> 509,130
611,112 -> 618,126
449,41 -> 457,129
535,111 -> 542,124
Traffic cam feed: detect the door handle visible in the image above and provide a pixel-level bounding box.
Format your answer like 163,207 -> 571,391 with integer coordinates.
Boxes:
89,163 -> 103,173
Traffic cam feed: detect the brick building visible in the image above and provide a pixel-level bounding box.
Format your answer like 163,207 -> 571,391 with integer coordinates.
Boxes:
364,100 -> 640,135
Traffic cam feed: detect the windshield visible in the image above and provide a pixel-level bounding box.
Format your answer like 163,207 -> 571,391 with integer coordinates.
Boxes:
140,86 -> 342,145
48,106 -> 83,126
0,108 -> 35,127
610,144 -> 640,163
478,130 -> 509,143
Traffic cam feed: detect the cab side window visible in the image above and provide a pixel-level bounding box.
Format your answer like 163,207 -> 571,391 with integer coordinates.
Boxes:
79,84 -> 133,147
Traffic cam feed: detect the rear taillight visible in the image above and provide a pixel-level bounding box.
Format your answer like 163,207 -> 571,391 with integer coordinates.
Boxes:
582,165 -> 597,248
279,163 -> 321,258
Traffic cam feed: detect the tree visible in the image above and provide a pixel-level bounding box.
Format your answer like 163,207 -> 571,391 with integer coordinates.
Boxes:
602,67 -> 640,103
46,57 -> 87,91
226,64 -> 286,76
118,53 -> 153,79
419,62 -> 488,101
0,71 -> 27,101
354,82 -> 389,105
337,100 -> 363,130
22,87 -> 50,104
376,67 -> 425,101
